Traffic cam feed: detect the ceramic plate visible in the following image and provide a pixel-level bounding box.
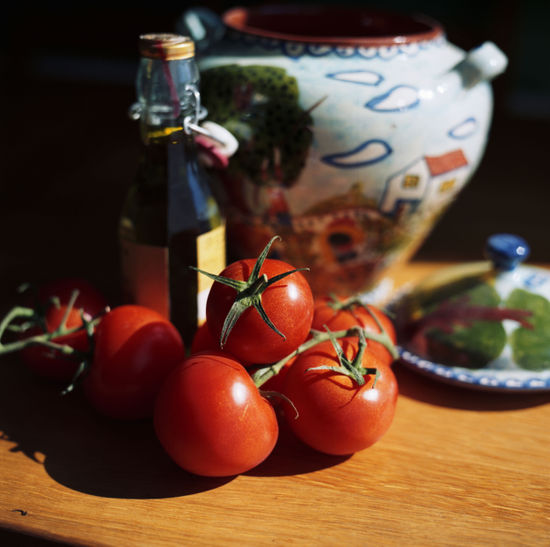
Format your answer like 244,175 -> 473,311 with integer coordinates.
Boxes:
387,254 -> 550,393
397,346 -> 550,392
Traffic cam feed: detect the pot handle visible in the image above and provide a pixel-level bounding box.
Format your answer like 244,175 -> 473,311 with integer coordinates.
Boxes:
176,7 -> 226,54
453,41 -> 508,89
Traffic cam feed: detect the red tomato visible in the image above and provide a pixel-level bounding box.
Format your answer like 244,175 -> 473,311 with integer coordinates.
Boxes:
84,305 -> 185,420
206,259 -> 314,364
154,352 -> 278,477
282,338 -> 398,455
191,321 -> 255,369
190,322 -> 220,355
20,278 -> 108,381
312,297 -> 397,366
249,357 -> 295,393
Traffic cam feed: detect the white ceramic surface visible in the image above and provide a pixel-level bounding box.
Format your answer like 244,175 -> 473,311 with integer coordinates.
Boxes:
182,7 -> 507,296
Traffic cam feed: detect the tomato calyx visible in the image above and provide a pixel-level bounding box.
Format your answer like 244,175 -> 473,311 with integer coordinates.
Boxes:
192,235 -> 309,349
325,294 -> 399,359
306,328 -> 379,387
251,324 -> 385,388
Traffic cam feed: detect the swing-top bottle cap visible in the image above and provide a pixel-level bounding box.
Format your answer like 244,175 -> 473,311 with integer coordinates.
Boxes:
139,33 -> 195,60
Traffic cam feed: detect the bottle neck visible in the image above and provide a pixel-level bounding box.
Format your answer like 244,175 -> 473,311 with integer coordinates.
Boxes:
136,55 -> 200,135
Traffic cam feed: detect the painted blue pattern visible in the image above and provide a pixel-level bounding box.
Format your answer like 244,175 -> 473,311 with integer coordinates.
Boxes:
326,70 -> 383,86
225,30 -> 444,60
366,85 -> 420,112
308,44 -> 333,57
525,272 -> 550,290
257,37 -> 283,51
378,45 -> 401,59
322,139 -> 392,168
448,117 -> 478,139
335,46 -> 357,58
282,42 -> 307,59
399,348 -> 550,392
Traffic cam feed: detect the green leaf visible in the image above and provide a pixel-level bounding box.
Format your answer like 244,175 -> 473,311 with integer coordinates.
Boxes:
425,282 -> 507,368
507,288 -> 550,371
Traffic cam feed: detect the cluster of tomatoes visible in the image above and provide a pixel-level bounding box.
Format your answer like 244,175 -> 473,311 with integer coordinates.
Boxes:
0,238 -> 399,478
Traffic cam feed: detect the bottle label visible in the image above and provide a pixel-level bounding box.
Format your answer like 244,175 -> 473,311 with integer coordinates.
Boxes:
120,223 -> 226,327
196,224 -> 226,324
120,240 -> 170,318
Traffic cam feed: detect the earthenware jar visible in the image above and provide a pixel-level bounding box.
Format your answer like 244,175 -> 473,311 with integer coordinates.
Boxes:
179,5 -> 508,297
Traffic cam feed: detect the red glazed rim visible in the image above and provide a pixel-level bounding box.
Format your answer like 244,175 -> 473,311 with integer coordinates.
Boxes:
223,5 -> 444,47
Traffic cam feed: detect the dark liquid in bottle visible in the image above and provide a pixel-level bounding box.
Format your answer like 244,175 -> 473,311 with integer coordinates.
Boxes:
120,127 -> 225,346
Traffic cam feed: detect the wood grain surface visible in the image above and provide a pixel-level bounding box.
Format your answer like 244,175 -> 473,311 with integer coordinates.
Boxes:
1,263 -> 549,546
2,5 -> 550,544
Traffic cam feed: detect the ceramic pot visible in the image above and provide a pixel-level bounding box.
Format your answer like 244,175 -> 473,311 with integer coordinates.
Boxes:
180,5 -> 507,297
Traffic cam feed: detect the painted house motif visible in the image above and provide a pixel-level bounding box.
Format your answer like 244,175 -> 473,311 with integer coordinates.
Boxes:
380,149 -> 469,216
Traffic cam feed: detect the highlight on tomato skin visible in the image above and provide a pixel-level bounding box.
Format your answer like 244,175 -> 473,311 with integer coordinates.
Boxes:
0,237 -> 401,475
153,351 -> 279,477
206,257 -> 314,365
281,337 -> 399,456
83,305 -> 186,420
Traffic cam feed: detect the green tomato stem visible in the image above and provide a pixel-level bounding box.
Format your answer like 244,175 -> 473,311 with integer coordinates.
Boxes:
0,288 -> 109,398
51,289 -> 80,337
324,294 -> 398,360
0,316 -> 103,357
192,235 -> 309,349
0,294 -> 107,358
306,328 -> 379,387
61,359 -> 89,396
252,326 -> 360,388
252,319 -> 398,389
219,273 -> 287,348
0,306 -> 35,348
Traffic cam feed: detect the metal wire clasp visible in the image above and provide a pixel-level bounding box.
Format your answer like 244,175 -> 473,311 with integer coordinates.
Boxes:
126,84 -> 208,130
182,85 -> 239,159
183,84 -> 210,137
127,84 -> 236,151
128,102 -> 142,121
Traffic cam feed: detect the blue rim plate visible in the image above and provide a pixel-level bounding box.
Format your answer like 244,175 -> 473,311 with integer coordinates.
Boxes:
385,235 -> 550,393
397,346 -> 550,392
389,234 -> 550,393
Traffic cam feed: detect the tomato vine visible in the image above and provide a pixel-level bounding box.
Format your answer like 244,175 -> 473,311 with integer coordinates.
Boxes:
0,288 -> 103,361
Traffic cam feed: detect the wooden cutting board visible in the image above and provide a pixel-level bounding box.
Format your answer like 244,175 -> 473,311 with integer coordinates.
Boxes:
1,263 -> 549,546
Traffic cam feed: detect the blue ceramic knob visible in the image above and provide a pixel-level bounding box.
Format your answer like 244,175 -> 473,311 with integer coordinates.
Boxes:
485,233 -> 530,271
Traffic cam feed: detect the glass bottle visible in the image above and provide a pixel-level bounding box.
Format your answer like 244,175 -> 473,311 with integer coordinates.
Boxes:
119,33 -> 226,346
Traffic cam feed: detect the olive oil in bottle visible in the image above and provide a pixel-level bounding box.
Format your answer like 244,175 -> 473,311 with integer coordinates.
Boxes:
119,33 -> 225,345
